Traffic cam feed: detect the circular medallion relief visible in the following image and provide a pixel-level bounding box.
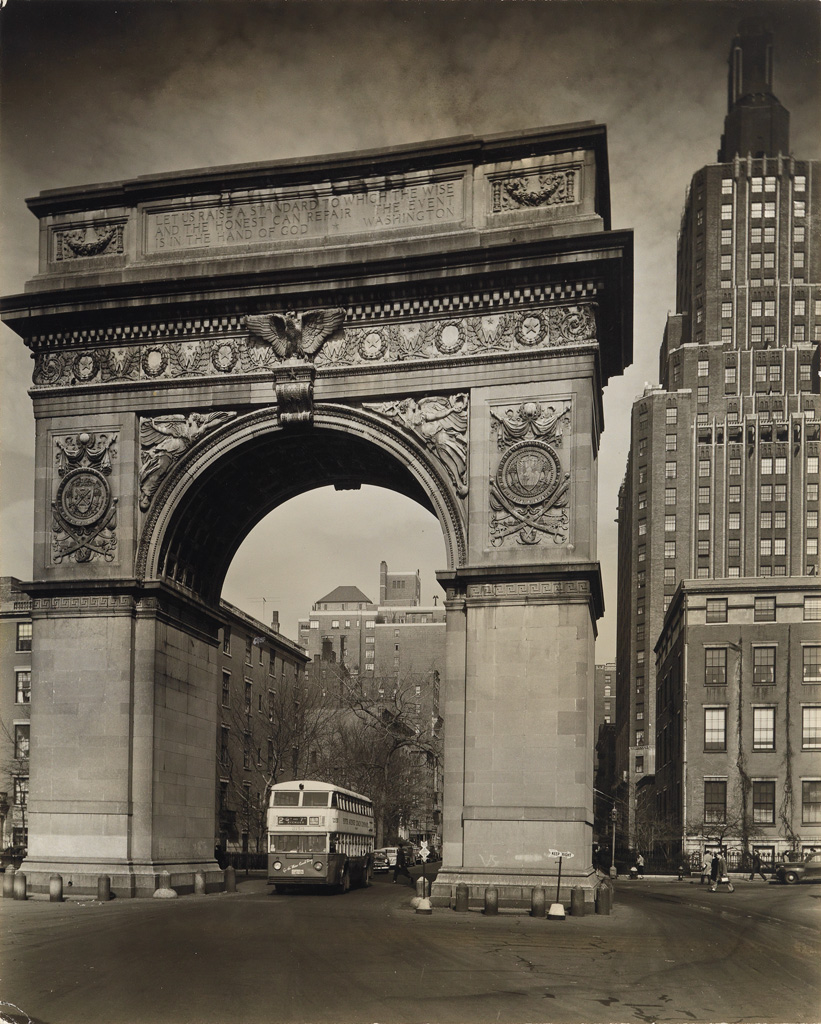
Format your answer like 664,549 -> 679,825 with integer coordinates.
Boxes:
436,323 -> 464,355
57,468 -> 111,527
212,342 -> 237,372
141,347 -> 168,378
358,330 -> 387,361
516,313 -> 546,347
496,441 -> 561,506
72,352 -> 100,382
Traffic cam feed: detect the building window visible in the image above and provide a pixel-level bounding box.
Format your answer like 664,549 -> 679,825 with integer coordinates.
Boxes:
666,407 -> 677,425
809,456 -> 819,475
794,200 -> 806,218
761,484 -> 772,502
704,780 -> 727,822
752,781 -> 776,824
665,515 -> 676,532
706,599 -> 727,623
664,568 -> 676,583
636,730 -> 645,745
753,646 -> 776,685
802,780 -> 821,824
729,457 -> 741,476
698,359 -> 709,377
222,627 -> 231,655
728,539 -> 740,558
222,671 -> 231,708
760,538 -> 772,557
698,513 -> 710,531
245,636 -> 253,664
310,620 -> 319,629
729,486 -> 741,503
698,386 -> 709,404
15,671 -> 31,704
705,708 -> 727,751
753,707 -> 775,751
798,643 -> 818,684
14,724 -> 30,760
638,438 -> 647,457
665,462 -> 677,479
752,300 -> 762,318
705,648 -> 727,685
721,178 -> 733,194
13,777 -> 28,808
755,597 -> 776,622
774,511 -> 786,529
664,541 -> 676,558
698,540 -> 710,556
728,511 -> 741,530
638,493 -> 647,510
16,623 -> 32,652
761,456 -> 773,476
804,598 -> 821,620
804,707 -> 821,749
666,434 -> 677,451
638,520 -> 647,536
665,487 -> 676,505
698,486 -> 710,504
699,460 -> 710,478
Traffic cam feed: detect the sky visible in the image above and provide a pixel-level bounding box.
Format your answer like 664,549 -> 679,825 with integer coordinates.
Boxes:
1,0 -> 819,658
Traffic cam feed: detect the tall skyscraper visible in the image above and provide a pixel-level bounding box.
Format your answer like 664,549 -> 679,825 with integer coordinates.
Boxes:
615,21 -> 820,844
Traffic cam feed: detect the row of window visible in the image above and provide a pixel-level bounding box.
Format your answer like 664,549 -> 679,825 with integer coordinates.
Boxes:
705,596 -> 821,623
704,645 -> 820,685
704,778 -> 819,825
720,199 -> 806,220
704,705 -> 820,751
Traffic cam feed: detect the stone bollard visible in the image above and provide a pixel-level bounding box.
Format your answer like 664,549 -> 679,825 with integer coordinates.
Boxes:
49,875 -> 64,902
596,883 -> 612,915
415,875 -> 430,899
454,882 -> 468,912
13,871 -> 27,900
530,886 -> 546,918
194,870 -> 207,895
153,870 -> 178,899
2,866 -> 15,899
483,886 -> 499,916
571,885 -> 586,916
224,866 -> 236,893
97,875 -> 111,902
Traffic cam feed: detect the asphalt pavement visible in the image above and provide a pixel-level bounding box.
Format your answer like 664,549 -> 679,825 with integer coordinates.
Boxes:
1,871 -> 818,1024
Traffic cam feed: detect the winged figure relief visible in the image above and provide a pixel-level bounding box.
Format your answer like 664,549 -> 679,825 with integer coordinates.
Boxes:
138,411 -> 235,510
243,308 -> 347,361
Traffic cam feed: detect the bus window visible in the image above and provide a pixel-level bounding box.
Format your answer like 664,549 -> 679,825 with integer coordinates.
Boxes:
302,791 -> 329,807
272,792 -> 300,806
270,833 -> 327,853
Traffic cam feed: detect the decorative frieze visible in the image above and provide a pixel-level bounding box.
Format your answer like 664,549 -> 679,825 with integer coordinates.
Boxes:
364,394 -> 468,497
139,412 -> 236,511
491,168 -> 578,213
466,580 -> 590,598
489,400 -> 571,548
51,431 -> 118,564
54,223 -> 125,261
29,300 -> 598,389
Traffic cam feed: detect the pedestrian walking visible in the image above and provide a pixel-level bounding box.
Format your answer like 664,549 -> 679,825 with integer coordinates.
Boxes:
392,844 -> 412,885
699,851 -> 711,885
709,850 -> 734,892
635,853 -> 645,878
748,851 -> 768,882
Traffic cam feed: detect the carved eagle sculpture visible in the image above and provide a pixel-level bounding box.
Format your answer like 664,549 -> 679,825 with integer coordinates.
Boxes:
243,307 -> 347,361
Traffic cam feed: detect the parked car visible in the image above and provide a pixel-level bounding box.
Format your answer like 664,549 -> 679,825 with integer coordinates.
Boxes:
775,850 -> 821,885
0,846 -> 26,870
372,849 -> 390,872
375,847 -> 399,868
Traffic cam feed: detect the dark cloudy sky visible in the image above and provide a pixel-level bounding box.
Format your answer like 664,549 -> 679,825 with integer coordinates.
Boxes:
1,0 -> 819,656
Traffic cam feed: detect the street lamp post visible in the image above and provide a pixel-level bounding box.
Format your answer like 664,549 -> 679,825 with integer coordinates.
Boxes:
610,805 -> 618,879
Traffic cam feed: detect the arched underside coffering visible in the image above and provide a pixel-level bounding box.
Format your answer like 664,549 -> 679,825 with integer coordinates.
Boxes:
155,425 -> 441,607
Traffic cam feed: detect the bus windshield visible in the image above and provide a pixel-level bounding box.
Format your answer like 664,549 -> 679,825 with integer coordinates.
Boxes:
270,833 -> 326,853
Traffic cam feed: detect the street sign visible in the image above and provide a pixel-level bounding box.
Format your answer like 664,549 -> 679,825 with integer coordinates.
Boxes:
419,841 -> 430,862
548,849 -> 574,859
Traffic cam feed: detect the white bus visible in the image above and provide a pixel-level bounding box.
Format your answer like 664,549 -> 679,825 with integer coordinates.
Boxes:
266,780 -> 375,892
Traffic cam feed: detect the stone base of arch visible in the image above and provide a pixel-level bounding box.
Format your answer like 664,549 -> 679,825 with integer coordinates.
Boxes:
19,858 -> 225,899
430,563 -> 600,909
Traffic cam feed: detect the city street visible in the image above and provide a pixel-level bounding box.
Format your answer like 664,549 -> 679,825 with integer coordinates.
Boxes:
1,873 -> 818,1024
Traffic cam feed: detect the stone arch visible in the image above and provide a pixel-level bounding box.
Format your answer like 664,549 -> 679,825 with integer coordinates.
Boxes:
136,403 -> 466,607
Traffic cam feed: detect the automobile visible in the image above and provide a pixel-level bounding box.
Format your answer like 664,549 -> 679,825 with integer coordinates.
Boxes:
372,849 -> 390,872
375,847 -> 399,868
0,846 -> 26,870
774,850 -> 821,884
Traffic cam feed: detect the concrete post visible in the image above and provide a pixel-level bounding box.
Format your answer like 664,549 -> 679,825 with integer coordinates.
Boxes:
2,866 -> 15,899
13,872 -> 27,900
194,870 -> 207,895
97,875 -> 111,901
595,883 -> 612,915
571,885 -> 586,916
415,875 -> 430,898
530,886 -> 546,918
49,875 -> 64,902
224,866 -> 236,893
483,886 -> 498,916
454,882 -> 468,912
